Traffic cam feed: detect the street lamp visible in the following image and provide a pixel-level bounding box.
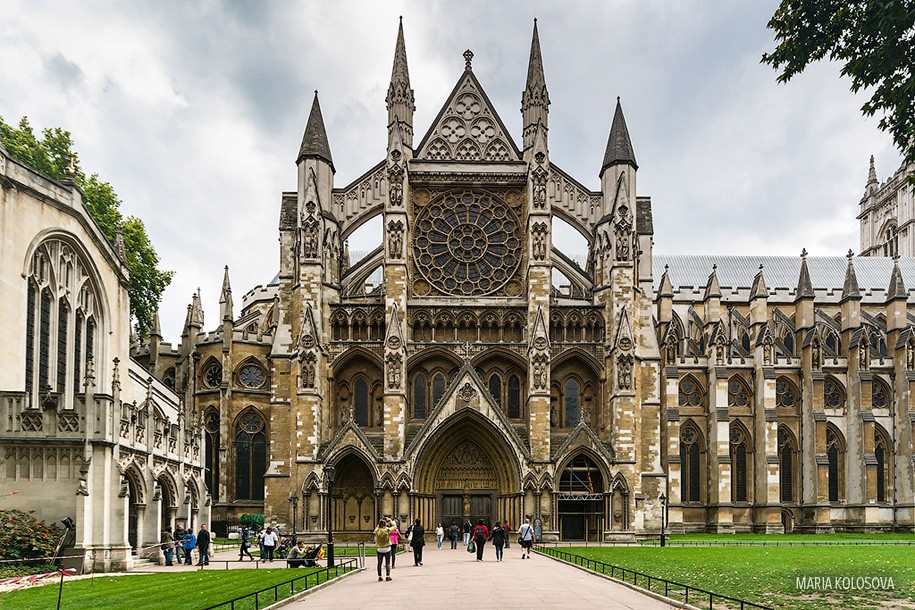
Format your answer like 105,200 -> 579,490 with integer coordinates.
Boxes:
288,492 -> 298,546
324,464 -> 336,568
659,493 -> 667,548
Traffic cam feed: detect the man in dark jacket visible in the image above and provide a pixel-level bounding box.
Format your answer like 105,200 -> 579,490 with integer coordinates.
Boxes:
196,524 -> 211,566
409,519 -> 425,566
173,524 -> 187,564
448,523 -> 459,549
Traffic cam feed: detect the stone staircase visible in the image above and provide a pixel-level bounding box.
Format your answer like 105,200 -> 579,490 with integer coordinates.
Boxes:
129,556 -> 157,571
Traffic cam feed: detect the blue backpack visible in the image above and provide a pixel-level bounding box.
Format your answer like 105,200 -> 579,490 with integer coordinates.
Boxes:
183,533 -> 197,550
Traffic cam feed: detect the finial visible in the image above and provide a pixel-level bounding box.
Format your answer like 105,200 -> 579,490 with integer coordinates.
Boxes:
847,249 -> 854,260
399,15 -> 402,23
463,49 -> 474,70
617,95 -> 620,102
664,264 -> 669,270
801,248 -> 808,259
65,154 -> 76,177
894,252 -> 900,262
759,264 -> 764,271
712,264 -> 717,270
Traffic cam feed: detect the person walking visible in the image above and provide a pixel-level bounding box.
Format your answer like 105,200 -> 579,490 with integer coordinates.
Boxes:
389,521 -> 403,569
472,519 -> 489,562
239,527 -> 254,561
462,519 -> 472,547
160,529 -> 175,566
490,522 -> 506,562
518,517 -> 535,559
373,519 -> 394,582
182,529 -> 197,565
262,526 -> 279,562
410,519 -> 426,566
503,520 -> 511,549
196,524 -> 211,566
449,522 -> 459,549
435,523 -> 444,550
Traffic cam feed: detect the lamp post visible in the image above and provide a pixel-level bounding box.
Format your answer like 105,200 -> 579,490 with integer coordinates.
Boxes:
324,465 -> 336,568
659,493 -> 667,548
288,492 -> 298,546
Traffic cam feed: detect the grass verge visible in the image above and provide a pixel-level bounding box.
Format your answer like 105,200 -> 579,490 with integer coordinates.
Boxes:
546,545 -> 915,610
0,565 -> 353,610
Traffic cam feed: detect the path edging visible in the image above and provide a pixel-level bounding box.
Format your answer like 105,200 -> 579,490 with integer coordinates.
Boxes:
534,550 -> 702,610
261,566 -> 365,610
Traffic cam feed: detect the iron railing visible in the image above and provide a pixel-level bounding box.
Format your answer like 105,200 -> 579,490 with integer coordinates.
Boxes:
201,557 -> 358,610
536,546 -> 774,610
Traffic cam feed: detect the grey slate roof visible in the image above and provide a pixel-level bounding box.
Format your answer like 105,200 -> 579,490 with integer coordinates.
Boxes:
653,255 -> 915,295
601,98 -> 637,171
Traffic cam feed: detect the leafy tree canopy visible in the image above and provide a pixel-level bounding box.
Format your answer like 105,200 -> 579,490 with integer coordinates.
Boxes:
762,1 -> 915,180
0,116 -> 173,337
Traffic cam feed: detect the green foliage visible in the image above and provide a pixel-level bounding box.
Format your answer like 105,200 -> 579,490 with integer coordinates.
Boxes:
240,513 -> 265,528
0,116 -> 173,336
762,1 -> 915,180
0,509 -> 62,567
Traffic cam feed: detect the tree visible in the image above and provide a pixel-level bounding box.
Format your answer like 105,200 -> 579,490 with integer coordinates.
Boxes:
0,116 -> 173,336
762,1 -> 915,179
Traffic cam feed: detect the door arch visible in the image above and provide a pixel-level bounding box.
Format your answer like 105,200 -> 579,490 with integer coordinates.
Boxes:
413,411 -> 522,532
330,452 -> 377,538
556,453 -> 607,541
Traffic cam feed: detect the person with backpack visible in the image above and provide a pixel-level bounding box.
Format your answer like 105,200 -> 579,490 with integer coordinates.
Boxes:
182,529 -> 197,565
472,519 -> 489,561
489,522 -> 506,562
239,527 -> 254,561
462,519 -> 472,547
518,517 -> 535,559
390,523 -> 403,569
373,518 -> 394,582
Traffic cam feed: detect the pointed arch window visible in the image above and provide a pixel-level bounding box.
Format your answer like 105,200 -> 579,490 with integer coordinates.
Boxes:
412,373 -> 427,419
727,376 -> 751,408
564,378 -> 580,428
778,426 -> 797,502
204,408 -> 220,502
678,375 -> 705,407
488,374 -> 502,408
776,377 -> 799,409
729,423 -> 751,503
354,378 -> 369,427
824,377 -> 845,409
432,372 -> 446,407
679,422 -> 704,502
883,223 -> 899,258
875,426 -> 892,503
507,374 -> 521,419
826,425 -> 845,502
235,409 -> 267,501
24,239 -> 102,408
872,378 -> 890,409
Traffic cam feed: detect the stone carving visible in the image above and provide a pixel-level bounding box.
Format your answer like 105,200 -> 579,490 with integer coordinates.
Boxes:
388,219 -> 404,258
302,218 -> 320,259
20,411 -> 42,432
812,338 -> 822,371
550,404 -> 558,427
859,338 -> 870,370
531,221 -> 548,260
617,354 -> 633,391
301,352 -> 316,389
386,353 -> 402,389
532,164 -> 548,210
459,382 -> 476,403
907,338 -> 915,371
388,160 -> 404,207
532,354 -> 549,390
58,411 -> 80,433
615,222 -> 631,262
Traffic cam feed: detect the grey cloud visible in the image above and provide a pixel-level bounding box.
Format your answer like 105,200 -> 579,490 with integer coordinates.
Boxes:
44,51 -> 84,90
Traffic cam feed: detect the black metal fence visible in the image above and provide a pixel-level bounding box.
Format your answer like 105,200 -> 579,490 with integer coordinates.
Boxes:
536,546 -> 774,610
201,557 -> 358,610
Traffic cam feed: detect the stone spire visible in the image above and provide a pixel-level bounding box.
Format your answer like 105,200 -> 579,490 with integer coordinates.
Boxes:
189,289 -> 204,328
219,265 -> 233,322
522,19 -> 550,150
795,249 -> 814,300
868,154 -> 877,184
298,92 -> 334,171
601,97 -> 637,175
704,265 -> 721,300
750,265 -> 768,300
841,250 -> 861,301
386,17 -> 414,147
887,255 -> 907,301
150,310 -> 162,338
658,265 -> 673,298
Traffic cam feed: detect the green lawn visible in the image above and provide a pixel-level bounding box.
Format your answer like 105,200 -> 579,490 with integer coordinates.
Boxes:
547,545 -> 914,610
0,567 -> 349,610
664,533 -> 915,543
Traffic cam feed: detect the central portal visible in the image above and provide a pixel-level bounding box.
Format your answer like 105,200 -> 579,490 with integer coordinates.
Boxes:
412,413 -> 521,531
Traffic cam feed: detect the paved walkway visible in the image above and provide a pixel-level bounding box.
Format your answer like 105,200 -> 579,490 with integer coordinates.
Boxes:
286,544 -> 675,610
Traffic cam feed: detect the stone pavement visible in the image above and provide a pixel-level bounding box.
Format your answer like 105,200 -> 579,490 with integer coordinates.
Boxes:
285,544 -> 675,610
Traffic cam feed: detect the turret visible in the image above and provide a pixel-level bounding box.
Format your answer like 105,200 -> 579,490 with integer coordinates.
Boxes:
297,92 -> 334,225
886,255 -> 908,332
749,265 -> 768,327
703,265 -> 721,324
386,17 -> 414,150
220,265 -> 234,350
521,19 -> 549,152
840,250 -> 861,332
794,249 -> 815,331
599,97 -> 637,221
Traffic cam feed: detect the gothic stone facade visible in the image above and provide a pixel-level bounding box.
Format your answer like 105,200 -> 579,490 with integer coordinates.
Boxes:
135,23 -> 915,539
0,149 -> 209,572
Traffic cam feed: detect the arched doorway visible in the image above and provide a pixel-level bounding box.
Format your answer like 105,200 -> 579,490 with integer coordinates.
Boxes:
331,453 -> 377,538
126,473 -> 143,550
557,454 -> 605,541
158,477 -> 176,533
413,413 -> 521,532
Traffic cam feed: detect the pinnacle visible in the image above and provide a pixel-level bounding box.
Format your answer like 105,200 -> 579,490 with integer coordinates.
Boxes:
298,92 -> 334,170
795,250 -> 814,300
841,252 -> 860,301
887,256 -> 908,301
390,18 -> 411,88
601,97 -> 637,173
525,19 -> 546,93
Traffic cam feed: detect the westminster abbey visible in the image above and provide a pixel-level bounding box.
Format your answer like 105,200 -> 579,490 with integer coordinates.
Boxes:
5,21 -> 915,556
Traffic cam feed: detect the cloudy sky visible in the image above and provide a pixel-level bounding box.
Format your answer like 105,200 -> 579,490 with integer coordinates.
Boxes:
0,0 -> 901,342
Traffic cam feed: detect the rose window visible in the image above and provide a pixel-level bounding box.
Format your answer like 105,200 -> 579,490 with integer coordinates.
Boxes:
413,190 -> 522,296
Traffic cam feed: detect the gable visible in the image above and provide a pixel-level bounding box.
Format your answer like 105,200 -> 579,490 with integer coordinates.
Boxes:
416,71 -> 520,162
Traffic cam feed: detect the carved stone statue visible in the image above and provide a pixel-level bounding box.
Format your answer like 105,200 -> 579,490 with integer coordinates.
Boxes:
617,354 -> 633,390
302,353 -> 316,388
859,340 -> 870,370
615,226 -> 630,262
386,354 -> 402,389
388,163 -> 404,207
388,220 -> 404,258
